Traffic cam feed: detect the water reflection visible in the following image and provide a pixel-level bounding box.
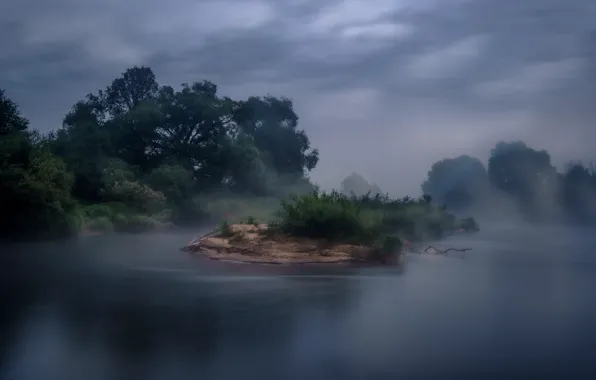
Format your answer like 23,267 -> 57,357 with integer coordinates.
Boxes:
1,229 -> 596,379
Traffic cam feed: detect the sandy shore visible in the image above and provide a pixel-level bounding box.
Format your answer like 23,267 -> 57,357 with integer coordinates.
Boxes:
182,224 -> 403,266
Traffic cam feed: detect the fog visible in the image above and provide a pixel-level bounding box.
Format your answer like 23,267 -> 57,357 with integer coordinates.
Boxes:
3,0 -> 596,378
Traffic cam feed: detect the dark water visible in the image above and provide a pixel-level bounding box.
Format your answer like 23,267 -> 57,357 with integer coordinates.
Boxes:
1,226 -> 596,379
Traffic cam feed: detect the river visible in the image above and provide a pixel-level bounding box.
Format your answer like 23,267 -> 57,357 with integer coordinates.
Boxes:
1,226 -> 595,379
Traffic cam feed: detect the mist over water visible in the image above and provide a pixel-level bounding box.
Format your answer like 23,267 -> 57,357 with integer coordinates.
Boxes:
1,227 -> 596,379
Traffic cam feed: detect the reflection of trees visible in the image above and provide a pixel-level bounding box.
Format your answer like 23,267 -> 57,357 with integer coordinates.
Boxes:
1,240 -> 363,376
54,268 -> 357,366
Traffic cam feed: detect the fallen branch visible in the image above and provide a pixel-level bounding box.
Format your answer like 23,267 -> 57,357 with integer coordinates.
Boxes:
423,245 -> 472,255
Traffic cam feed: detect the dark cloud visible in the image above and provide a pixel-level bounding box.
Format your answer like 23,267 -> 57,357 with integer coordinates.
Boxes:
2,0 -> 596,195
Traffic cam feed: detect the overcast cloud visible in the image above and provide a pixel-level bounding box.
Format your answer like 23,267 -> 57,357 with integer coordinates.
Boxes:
2,0 -> 596,195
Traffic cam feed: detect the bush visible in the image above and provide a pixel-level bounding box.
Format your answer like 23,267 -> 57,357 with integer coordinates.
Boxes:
369,234 -> 403,261
112,213 -> 129,230
145,164 -> 194,205
66,208 -> 85,233
244,216 -> 258,225
275,190 -> 476,245
277,191 -> 367,242
81,204 -> 115,219
86,216 -> 113,232
113,214 -> 159,233
217,220 -> 233,237
104,180 -> 166,213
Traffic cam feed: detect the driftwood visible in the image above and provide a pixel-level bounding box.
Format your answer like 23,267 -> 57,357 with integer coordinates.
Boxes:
423,245 -> 472,254
406,244 -> 471,257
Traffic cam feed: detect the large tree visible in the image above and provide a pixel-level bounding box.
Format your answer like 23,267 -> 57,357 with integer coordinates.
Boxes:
487,141 -> 559,219
0,90 -> 76,240
421,155 -> 488,211
234,96 -> 319,175
560,162 -> 596,223
340,173 -> 382,197
154,81 -> 234,187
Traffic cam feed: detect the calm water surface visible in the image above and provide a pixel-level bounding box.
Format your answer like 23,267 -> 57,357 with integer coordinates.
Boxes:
1,226 -> 596,379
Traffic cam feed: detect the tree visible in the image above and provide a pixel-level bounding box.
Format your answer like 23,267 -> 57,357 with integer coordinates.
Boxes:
145,163 -> 195,205
0,89 -> 29,134
560,162 -> 596,223
340,173 -> 382,197
0,68 -> 330,240
488,141 -> 555,195
154,81 -> 234,187
100,66 -> 160,117
49,101 -> 113,201
234,96 -> 319,175
0,89 -> 76,240
421,155 -> 488,211
487,141 -> 558,218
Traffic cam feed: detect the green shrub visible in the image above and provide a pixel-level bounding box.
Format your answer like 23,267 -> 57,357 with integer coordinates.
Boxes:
244,216 -> 258,225
151,208 -> 173,223
380,235 -> 402,253
372,234 -> 402,260
144,164 -> 194,205
273,190 -> 475,245
114,214 -> 159,233
112,213 -> 129,231
276,191 -> 367,242
218,220 -> 233,237
67,207 -> 85,232
104,180 -> 166,213
81,204 -> 115,219
86,216 -> 113,232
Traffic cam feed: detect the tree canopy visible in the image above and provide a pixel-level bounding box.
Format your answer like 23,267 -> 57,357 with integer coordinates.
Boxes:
421,155 -> 488,211
421,141 -> 596,224
340,173 -> 383,197
0,66 -> 319,240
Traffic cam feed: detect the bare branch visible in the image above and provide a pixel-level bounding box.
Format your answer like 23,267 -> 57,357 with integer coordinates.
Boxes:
423,245 -> 472,255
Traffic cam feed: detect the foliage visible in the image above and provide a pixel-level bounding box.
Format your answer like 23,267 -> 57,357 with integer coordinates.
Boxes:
0,66 -> 322,240
144,163 -> 194,205
86,216 -> 113,232
217,220 -> 233,237
244,216 -> 258,225
421,155 -> 488,211
423,140 -> 596,224
0,89 -> 78,240
340,172 -> 383,197
275,191 -> 474,260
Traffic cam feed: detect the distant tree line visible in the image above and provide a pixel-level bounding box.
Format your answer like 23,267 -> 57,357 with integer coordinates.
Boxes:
0,66 -> 319,240
421,141 -> 596,224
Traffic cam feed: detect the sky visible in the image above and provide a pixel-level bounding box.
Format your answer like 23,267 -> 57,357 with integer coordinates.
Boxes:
2,0 -> 596,196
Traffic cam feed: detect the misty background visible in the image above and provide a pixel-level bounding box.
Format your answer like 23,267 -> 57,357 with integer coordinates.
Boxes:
3,0 -> 596,196
4,2 -> 596,378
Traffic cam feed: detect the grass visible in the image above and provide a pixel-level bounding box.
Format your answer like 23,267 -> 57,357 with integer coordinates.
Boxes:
270,190 -> 479,259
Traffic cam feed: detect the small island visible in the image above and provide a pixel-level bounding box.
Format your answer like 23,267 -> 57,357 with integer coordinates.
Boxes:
183,191 -> 479,266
